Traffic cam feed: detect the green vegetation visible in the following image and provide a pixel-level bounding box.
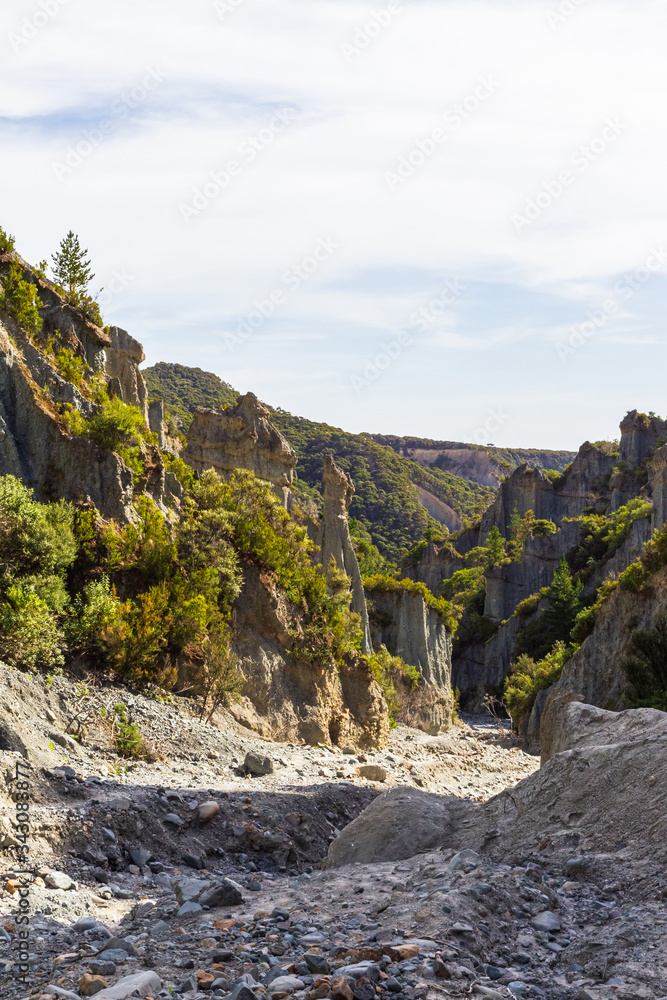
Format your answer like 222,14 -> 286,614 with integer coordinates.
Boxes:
108,703 -> 154,760
51,231 -> 95,298
0,262 -> 43,337
142,363 -> 496,562
513,558 -> 584,662
372,434 -> 576,475
567,499 -> 653,582
622,613 -> 667,711
50,231 -> 103,328
0,476 -> 76,670
504,642 -> 572,729
363,574 -> 458,631
368,646 -> 421,721
0,226 -> 16,253
142,362 -> 238,432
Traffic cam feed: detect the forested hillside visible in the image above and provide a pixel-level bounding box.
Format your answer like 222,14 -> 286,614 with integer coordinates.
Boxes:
142,363 -> 496,561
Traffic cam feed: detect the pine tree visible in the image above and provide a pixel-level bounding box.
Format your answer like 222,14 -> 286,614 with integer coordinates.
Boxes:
542,557 -> 583,641
51,231 -> 95,298
484,525 -> 506,570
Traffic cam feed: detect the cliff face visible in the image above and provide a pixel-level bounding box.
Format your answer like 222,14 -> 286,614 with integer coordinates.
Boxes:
230,564 -> 389,748
532,566 -> 667,758
0,257 -> 177,522
317,455 -> 372,655
105,326 -> 149,422
619,409 -> 667,466
184,393 -> 297,502
366,588 -> 453,733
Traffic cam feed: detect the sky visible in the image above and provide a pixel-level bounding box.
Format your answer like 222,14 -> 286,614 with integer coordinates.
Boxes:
1,0 -> 667,450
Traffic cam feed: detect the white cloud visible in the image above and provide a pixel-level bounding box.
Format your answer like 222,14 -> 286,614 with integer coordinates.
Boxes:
2,0 -> 667,447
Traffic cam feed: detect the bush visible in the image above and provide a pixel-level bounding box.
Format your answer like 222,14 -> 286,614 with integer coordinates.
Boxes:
65,577 -> 121,653
190,618 -> 244,721
0,263 -> 42,337
54,346 -> 87,389
0,586 -> 64,670
622,613 -> 667,711
109,703 -> 155,760
368,646 -> 420,721
87,396 -> 147,451
0,226 -> 16,253
362,574 -> 458,630
504,642 -> 572,730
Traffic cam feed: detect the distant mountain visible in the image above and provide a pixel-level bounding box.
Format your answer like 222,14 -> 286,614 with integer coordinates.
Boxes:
142,363 -> 496,561
373,435 -> 577,488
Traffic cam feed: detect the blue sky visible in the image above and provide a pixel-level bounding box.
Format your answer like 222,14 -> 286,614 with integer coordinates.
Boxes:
2,0 -> 667,449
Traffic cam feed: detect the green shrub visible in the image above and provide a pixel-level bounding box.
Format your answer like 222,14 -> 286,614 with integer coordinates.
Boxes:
0,226 -> 16,253
622,613 -> 667,711
504,641 -> 572,730
65,577 -> 121,653
0,263 -> 42,337
618,561 -> 646,593
368,646 -> 420,721
163,453 -> 196,492
0,586 -> 64,670
87,396 -> 146,451
362,574 -> 458,630
61,406 -> 88,437
54,346 -> 87,389
111,703 -> 154,760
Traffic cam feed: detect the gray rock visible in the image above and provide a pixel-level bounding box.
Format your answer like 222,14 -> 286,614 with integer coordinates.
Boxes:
163,812 -> 184,827
129,847 -> 152,867
87,970 -> 162,999
89,959 -> 118,976
171,877 -> 209,903
531,911 -> 561,932
244,751 -> 274,776
199,878 -> 244,909
177,901 -> 203,916
73,916 -> 97,932
45,871 -> 75,890
325,786 -> 473,867
103,936 -> 137,956
97,948 -> 130,963
43,987 -> 81,1000
267,975 -> 305,993
198,800 -> 220,823
303,952 -> 330,974
449,848 -> 480,871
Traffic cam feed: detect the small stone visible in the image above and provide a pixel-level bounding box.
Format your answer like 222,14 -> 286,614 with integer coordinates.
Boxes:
268,974 -> 305,992
199,878 -> 244,908
196,969 -> 215,989
356,764 -> 388,782
531,911 -> 561,932
73,917 -> 98,932
177,901 -> 203,916
451,922 -> 474,933
45,871 -> 75,891
163,813 -> 184,827
84,970 -> 161,998
183,853 -> 206,870
198,801 -> 220,823
89,961 -> 117,976
448,849 -> 479,871
508,983 -> 528,998
303,953 -> 330,974
331,976 -> 354,1000
78,974 -> 107,996
128,847 -> 152,868
4,879 -> 19,894
385,978 -> 402,994
96,948 -> 130,963
244,751 -> 274,776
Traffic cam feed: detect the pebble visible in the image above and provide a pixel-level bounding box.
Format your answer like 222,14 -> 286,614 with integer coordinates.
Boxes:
244,751 -> 274,775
